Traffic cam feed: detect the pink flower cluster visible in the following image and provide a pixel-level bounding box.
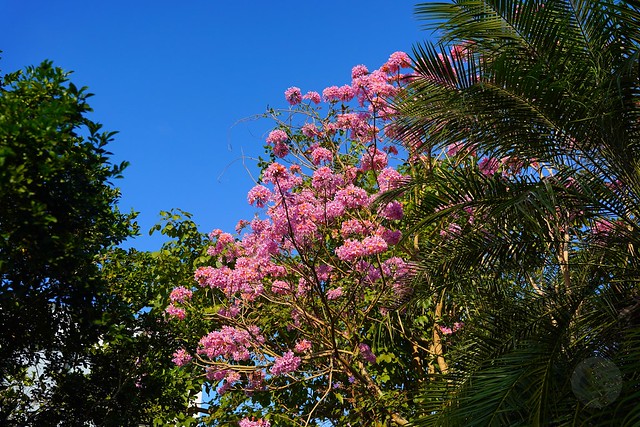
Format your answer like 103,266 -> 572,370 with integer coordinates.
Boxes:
270,350 -> 301,376
358,343 -> 377,364
326,287 -> 343,300
169,286 -> 193,303
439,322 -> 464,335
181,53 -> 415,418
172,349 -> 192,366
198,325 -> 265,361
294,339 -> 312,353
239,418 -> 270,427
165,304 -> 186,320
284,87 -> 302,105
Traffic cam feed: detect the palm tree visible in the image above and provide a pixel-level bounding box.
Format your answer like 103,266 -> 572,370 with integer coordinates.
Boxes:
392,0 -> 640,425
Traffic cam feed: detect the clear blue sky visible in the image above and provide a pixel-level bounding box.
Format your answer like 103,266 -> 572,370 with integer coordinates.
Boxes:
2,1 -> 428,250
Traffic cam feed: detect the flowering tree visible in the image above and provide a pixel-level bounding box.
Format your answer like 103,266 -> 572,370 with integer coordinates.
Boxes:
166,53 -> 435,426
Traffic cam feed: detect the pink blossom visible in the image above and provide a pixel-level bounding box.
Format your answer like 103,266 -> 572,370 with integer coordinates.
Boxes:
439,223 -> 462,237
198,325 -> 263,361
165,304 -> 186,320
272,141 -> 289,158
170,286 -> 193,303
380,200 -> 404,220
218,303 -> 241,318
377,227 -> 402,245
284,86 -> 302,105
247,185 -> 271,208
454,322 -> 464,331
301,123 -> 320,138
446,141 -> 464,156
326,287 -> 343,300
172,349 -> 192,366
294,339 -> 312,353
239,418 -> 271,427
271,280 -> 291,295
335,239 -> 365,261
592,218 -> 614,235
324,200 -> 346,220
450,44 -> 466,60
351,64 -> 369,79
322,85 -> 341,102
316,264 -> 333,282
341,219 -> 374,238
478,157 -> 500,176
266,129 -> 288,144
338,84 -> 355,102
360,146 -> 388,171
312,166 -> 342,194
270,350 -> 301,376
362,235 -> 388,255
335,185 -> 370,209
207,229 -> 237,257
377,167 -> 406,192
358,343 -> 377,364
262,163 -> 290,185
439,325 -> 453,335
385,51 -> 411,73
302,90 -> 321,104
310,147 -> 333,165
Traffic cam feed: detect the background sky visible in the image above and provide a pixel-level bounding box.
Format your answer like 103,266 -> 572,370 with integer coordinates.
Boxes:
2,1 -> 429,251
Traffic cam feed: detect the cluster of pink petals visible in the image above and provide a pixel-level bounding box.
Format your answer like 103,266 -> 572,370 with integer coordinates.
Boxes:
217,370 -> 242,395
311,167 -> 343,194
358,343 -> 377,364
440,322 -> 464,335
360,146 -> 388,172
198,325 -> 264,361
284,87 -> 302,105
322,85 -> 355,102
262,163 -> 302,191
239,418 -> 270,427
172,349 -> 192,366
165,304 -> 186,320
335,184 -> 371,209
326,287 -> 343,300
478,157 -> 500,176
266,129 -> 288,144
351,64 -> 369,79
302,90 -> 321,104
341,219 -> 375,238
385,51 -> 412,72
271,280 -> 291,295
380,200 -> 404,220
592,218 -> 615,235
247,185 -> 272,208
310,146 -> 333,165
294,339 -> 312,353
270,350 -> 301,376
301,123 -> 321,138
207,229 -> 238,258
169,286 -> 193,303
377,167 -> 407,192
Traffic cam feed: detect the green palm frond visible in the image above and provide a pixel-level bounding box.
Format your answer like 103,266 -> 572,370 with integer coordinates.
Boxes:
394,1 -> 640,425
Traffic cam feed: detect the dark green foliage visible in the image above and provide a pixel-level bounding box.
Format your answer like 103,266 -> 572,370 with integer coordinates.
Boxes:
395,1 -> 640,425
0,60 -> 135,424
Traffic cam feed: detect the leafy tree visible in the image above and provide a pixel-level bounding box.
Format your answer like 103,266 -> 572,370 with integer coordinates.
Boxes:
167,54 -> 431,426
0,60 -> 135,424
393,0 -> 640,425
73,209 -> 211,426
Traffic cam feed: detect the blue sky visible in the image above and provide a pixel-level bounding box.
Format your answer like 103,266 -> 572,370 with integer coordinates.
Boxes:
2,1 -> 428,250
